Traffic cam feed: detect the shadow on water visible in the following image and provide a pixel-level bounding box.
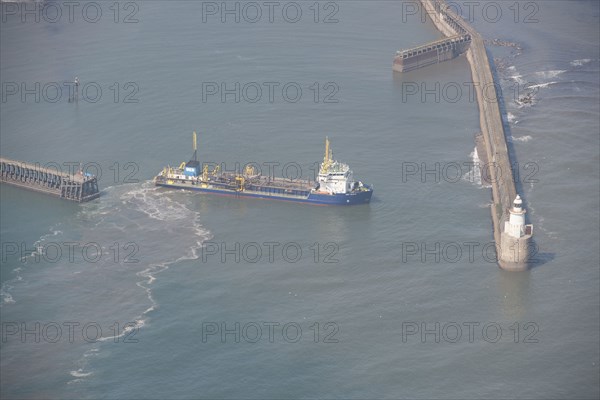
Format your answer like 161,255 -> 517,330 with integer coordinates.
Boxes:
528,238 -> 555,269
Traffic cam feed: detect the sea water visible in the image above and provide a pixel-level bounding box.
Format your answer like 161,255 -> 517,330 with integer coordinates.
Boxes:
1,1 -> 598,398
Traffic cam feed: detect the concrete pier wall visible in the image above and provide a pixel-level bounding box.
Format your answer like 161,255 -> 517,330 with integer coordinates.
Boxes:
500,231 -> 533,271
412,0 -> 532,270
393,36 -> 471,72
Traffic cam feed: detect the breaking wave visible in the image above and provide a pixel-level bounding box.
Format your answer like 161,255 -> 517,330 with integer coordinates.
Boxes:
534,70 -> 566,79
508,135 -> 533,143
70,370 -> 92,378
527,81 -> 559,90
509,73 -> 526,85
463,147 -> 491,189
570,59 -> 591,67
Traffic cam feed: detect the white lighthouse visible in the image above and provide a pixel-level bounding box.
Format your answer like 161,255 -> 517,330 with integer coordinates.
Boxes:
504,195 -> 526,238
500,194 -> 534,270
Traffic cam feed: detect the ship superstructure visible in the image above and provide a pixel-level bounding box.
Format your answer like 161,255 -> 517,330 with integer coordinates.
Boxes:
154,133 -> 372,205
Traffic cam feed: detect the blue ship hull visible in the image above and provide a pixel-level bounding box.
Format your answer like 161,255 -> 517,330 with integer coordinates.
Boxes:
155,182 -> 372,205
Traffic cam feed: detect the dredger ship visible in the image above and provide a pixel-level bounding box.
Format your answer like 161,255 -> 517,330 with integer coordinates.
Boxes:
154,133 -> 373,205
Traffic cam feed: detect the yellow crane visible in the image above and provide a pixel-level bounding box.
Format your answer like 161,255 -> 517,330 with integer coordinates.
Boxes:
235,175 -> 245,191
320,136 -> 333,174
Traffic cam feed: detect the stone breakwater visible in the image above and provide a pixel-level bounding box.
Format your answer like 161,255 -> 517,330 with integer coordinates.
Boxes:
408,0 -> 533,270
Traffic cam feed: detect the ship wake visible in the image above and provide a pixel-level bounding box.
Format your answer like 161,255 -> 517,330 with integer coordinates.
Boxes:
1,181 -> 212,385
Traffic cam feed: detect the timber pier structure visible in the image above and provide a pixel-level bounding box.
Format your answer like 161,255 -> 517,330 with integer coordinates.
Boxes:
0,157 -> 100,202
395,0 -> 533,270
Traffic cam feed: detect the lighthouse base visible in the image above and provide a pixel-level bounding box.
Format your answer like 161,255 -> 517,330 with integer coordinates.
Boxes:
499,232 -> 533,271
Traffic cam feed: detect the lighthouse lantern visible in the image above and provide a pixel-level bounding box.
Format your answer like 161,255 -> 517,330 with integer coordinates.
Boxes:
505,194 -> 526,238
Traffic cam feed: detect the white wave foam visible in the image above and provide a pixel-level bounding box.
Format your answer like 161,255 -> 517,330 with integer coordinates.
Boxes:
570,59 -> 591,67
82,182 -> 212,345
527,81 -> 558,89
127,224 -> 212,334
534,70 -> 566,79
0,287 -> 15,304
9,182 -> 213,380
511,135 -> 533,142
507,112 -> 518,124
70,369 -> 92,378
0,224 -> 66,306
84,349 -> 100,357
515,96 -> 536,108
68,347 -> 101,384
120,185 -> 192,221
463,147 -> 491,188
97,317 -> 146,343
465,147 -> 482,186
510,74 -> 526,85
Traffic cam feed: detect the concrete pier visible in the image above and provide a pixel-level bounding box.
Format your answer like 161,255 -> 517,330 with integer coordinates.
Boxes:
399,0 -> 533,270
0,157 -> 100,202
393,1 -> 471,72
393,35 -> 471,72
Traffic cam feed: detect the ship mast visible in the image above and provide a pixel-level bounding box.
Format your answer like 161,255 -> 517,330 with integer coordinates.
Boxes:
321,136 -> 332,173
192,131 -> 198,162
